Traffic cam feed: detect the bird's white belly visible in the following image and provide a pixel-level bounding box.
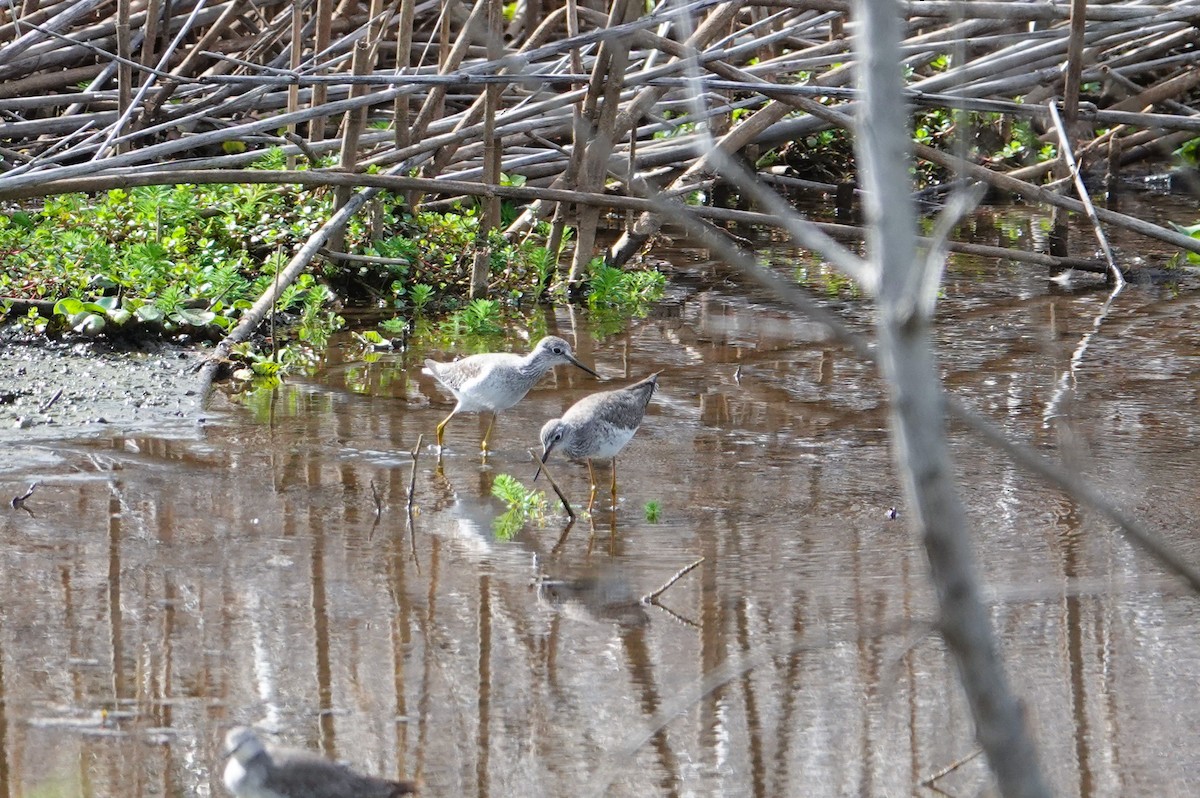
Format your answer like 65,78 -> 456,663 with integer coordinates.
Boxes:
580,425 -> 636,459
457,372 -> 531,412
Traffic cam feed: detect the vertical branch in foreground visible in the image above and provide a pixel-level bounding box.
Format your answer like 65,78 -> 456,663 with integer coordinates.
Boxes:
852,2 -> 1050,797
329,40 -> 372,253
310,0 -> 335,142
115,0 -> 132,154
286,0 -> 303,169
565,0 -> 641,295
469,0 -> 503,298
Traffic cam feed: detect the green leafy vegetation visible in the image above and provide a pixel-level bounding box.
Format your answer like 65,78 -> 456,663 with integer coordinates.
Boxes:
1169,221 -> 1200,265
1,149 -> 670,382
491,473 -> 549,539
644,500 -> 662,523
586,259 -> 666,310
582,258 -> 667,337
1175,137 -> 1200,167
0,162 -> 349,356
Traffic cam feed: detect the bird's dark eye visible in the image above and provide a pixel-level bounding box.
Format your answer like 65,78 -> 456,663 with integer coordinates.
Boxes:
553,430 -> 564,442
552,346 -> 564,354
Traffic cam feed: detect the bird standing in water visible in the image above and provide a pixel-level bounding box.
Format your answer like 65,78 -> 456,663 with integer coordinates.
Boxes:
423,335 -> 599,454
221,726 -> 416,798
538,373 -> 658,512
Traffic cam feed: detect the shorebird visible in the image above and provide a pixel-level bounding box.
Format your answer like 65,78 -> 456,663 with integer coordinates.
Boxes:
221,726 -> 415,798
537,373 -> 658,512
422,335 -> 598,453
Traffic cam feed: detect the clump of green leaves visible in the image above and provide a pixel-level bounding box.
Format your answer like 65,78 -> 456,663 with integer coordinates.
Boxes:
1169,221 -> 1200,265
586,259 -> 666,310
0,154 -> 351,347
1176,137 -> 1200,167
409,283 -> 435,314
491,473 -> 549,539
644,500 -> 662,523
442,298 -> 503,336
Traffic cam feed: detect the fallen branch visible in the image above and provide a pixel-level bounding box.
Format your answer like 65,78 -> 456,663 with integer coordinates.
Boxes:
529,448 -> 575,521
10,481 -> 38,509
641,557 -> 704,604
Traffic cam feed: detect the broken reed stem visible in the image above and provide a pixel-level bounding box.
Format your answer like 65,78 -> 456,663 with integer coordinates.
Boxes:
918,747 -> 985,791
370,478 -> 384,518
1046,100 -> 1123,285
10,482 -> 39,510
641,557 -> 705,605
406,434 -> 421,513
529,448 -> 575,521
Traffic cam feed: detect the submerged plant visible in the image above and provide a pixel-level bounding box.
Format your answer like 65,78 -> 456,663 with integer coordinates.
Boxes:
586,259 -> 666,310
444,298 -> 503,336
491,474 -> 549,540
409,283 -> 435,314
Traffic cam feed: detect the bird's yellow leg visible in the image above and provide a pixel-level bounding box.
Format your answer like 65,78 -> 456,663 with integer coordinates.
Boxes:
610,458 -> 618,510
586,460 -> 598,514
435,411 -> 455,449
480,412 -> 496,454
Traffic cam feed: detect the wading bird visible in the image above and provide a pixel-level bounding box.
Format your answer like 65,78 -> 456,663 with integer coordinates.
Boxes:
537,373 -> 658,512
423,335 -> 599,453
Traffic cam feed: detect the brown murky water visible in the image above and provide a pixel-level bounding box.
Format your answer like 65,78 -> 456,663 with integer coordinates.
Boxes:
3,200 -> 1200,797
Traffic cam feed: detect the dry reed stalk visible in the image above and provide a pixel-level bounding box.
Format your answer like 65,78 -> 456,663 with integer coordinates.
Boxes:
469,0 -> 503,298
0,0 -> 1196,296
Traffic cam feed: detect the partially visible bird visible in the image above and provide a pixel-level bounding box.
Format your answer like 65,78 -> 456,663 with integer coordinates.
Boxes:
537,373 -> 659,512
423,335 -> 599,453
221,726 -> 416,798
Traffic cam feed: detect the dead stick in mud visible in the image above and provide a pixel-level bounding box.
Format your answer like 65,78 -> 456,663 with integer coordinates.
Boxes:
1048,100 -> 1123,285
10,482 -> 38,509
406,434 -> 422,514
38,387 -> 63,412
194,181 -> 378,396
529,448 -> 574,521
919,747 -> 985,793
370,479 -> 384,518
641,557 -> 704,604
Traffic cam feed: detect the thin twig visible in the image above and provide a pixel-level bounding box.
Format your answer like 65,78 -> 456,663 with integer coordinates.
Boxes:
919,746 -> 985,793
406,434 -> 422,514
370,478 -> 384,518
38,387 -> 63,412
529,448 -> 574,520
641,557 -> 704,604
1046,99 -> 1124,286
10,481 -> 38,509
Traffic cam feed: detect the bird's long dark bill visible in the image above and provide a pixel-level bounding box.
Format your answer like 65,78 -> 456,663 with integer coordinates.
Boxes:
533,445 -> 554,480
567,354 -> 600,378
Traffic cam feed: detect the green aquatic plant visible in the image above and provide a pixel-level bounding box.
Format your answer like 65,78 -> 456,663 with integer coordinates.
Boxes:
644,500 -> 662,523
444,298 -> 503,336
379,316 -> 409,336
586,259 -> 666,310
1169,221 -> 1200,264
526,246 -> 556,302
409,283 -> 435,314
491,474 -> 549,540
0,167 -> 346,343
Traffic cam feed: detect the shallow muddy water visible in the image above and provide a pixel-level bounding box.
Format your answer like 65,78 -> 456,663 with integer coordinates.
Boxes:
4,201 -> 1200,797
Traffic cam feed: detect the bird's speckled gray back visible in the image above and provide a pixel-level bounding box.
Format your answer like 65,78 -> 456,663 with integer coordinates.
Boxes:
541,373 -> 658,459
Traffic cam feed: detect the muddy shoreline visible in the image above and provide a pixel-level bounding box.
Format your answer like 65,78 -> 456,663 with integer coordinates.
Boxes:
0,327 -> 209,444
